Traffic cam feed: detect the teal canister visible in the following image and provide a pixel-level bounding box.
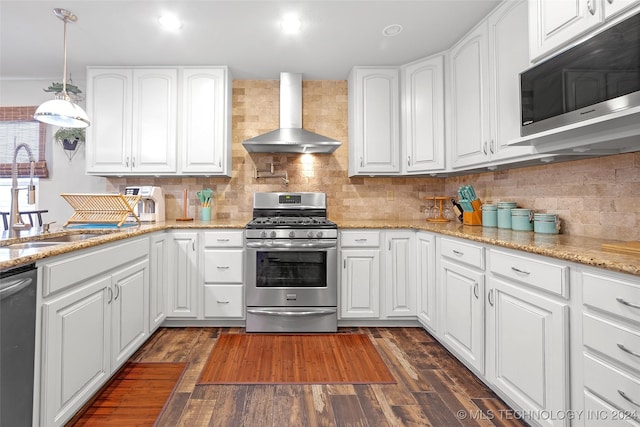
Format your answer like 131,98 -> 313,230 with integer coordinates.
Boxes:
511,208 -> 534,231
534,213 -> 561,234
497,202 -> 517,229
481,204 -> 497,227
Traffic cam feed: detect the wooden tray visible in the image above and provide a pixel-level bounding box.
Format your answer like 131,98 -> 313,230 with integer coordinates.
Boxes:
61,193 -> 141,227
601,241 -> 640,256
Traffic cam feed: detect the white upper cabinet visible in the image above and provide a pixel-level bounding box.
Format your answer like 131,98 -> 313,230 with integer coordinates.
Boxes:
449,21 -> 492,169
450,0 -> 535,169
179,67 -> 231,176
401,55 -> 446,173
86,68 -> 177,175
348,67 -> 401,176
528,0 -> 603,62
86,66 -> 231,177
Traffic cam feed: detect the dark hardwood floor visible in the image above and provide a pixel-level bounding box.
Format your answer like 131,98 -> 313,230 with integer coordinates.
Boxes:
117,327 -> 527,426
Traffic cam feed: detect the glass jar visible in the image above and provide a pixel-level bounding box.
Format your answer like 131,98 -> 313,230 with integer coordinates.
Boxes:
511,208 -> 534,231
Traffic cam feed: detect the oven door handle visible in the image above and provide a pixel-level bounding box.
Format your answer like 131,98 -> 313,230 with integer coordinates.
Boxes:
247,308 -> 337,317
246,241 -> 337,249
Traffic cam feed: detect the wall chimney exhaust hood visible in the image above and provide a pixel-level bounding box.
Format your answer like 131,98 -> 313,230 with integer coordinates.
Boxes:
242,72 -> 342,154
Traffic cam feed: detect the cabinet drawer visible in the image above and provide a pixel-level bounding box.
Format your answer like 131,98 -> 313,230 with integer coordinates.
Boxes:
584,390 -> 640,426
440,237 -> 484,269
490,249 -> 568,298
204,285 -> 244,318
584,312 -> 640,372
41,237 -> 148,296
583,271 -> 640,323
203,250 -> 243,283
340,231 -> 380,248
584,353 -> 640,419
203,231 -> 244,248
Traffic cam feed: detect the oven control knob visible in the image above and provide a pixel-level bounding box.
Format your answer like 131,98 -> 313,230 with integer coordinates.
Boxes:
316,231 -> 323,238
289,231 -> 296,238
269,231 -> 277,239
307,231 -> 315,238
260,230 -> 267,238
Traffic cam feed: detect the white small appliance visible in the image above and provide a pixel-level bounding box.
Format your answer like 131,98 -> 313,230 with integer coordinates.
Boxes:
125,186 -> 165,222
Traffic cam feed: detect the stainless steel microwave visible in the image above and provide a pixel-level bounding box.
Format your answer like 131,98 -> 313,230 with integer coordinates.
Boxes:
520,12 -> 640,136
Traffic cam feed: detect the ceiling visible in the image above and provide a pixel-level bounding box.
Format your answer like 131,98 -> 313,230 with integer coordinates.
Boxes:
1,0 -> 501,81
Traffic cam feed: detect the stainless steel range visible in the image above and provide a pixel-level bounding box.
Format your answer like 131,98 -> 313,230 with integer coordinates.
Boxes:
245,192 -> 338,333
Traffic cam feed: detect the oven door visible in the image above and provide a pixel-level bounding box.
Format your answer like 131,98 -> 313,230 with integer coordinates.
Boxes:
245,240 -> 337,307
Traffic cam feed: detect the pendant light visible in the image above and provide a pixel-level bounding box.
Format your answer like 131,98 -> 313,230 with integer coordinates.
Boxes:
34,8 -> 90,128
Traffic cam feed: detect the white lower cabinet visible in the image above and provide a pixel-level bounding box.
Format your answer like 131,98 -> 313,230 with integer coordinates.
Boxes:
581,268 -> 640,425
416,232 -> 436,332
202,230 -> 245,319
439,258 -> 485,375
149,232 -> 168,332
486,277 -> 569,427
340,231 -> 381,318
167,231 -> 199,318
383,231 -> 416,318
38,238 -> 149,427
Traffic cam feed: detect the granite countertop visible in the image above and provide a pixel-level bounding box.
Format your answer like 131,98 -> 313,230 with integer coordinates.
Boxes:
1,218 -> 638,277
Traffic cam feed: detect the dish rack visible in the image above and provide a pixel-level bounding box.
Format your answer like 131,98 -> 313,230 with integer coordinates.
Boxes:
61,193 -> 141,227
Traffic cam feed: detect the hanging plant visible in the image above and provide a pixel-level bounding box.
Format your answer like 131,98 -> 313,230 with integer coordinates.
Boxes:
55,127 -> 85,151
44,82 -> 83,95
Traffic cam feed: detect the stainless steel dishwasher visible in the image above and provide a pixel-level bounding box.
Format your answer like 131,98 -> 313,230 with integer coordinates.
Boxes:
1,263 -> 37,426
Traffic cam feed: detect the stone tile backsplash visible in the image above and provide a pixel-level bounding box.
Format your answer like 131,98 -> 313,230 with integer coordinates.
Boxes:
107,80 -> 640,242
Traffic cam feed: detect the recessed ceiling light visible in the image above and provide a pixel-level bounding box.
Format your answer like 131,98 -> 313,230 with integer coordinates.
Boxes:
382,24 -> 403,37
281,14 -> 302,33
159,13 -> 181,31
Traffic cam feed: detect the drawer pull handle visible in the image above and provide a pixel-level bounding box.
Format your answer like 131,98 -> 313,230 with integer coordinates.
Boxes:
618,390 -> 640,407
511,267 -> 531,275
216,300 -> 230,304
217,266 -> 230,269
618,343 -> 640,359
217,238 -> 230,242
452,250 -> 464,256
355,239 -> 368,243
473,283 -> 479,299
617,297 -> 640,310
488,289 -> 494,306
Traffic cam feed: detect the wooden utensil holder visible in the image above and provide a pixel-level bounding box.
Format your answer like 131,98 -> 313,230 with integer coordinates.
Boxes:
463,199 -> 483,226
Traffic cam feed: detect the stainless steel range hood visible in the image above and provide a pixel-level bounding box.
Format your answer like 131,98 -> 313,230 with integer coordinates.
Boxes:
242,72 -> 342,154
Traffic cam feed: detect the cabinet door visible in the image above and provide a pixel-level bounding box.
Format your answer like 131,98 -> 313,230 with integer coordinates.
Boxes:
111,259 -> 149,370
41,277 -> 110,427
416,232 -> 436,332
529,0 -> 602,62
402,56 -> 445,173
384,231 -> 416,317
604,0 -> 640,19
180,68 -> 231,175
439,259 -> 485,374
487,277 -> 569,427
450,21 -> 491,169
131,69 -> 178,173
348,68 -> 400,176
340,249 -> 380,318
149,233 -> 168,332
85,68 -> 132,174
168,232 -> 199,317
487,0 -> 535,162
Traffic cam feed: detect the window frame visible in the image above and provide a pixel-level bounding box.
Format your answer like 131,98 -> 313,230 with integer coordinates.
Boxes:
0,106 -> 49,178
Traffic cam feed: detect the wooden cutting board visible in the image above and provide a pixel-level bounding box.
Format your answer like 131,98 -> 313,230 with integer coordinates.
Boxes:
601,241 -> 640,256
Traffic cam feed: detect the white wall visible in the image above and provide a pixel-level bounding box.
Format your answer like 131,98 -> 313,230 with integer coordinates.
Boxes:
0,78 -> 107,226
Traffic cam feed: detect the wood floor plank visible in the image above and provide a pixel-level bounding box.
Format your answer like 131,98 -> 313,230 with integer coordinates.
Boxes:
330,394 -> 368,427
133,328 -> 203,363
154,391 -> 190,426
412,391 -> 465,427
242,385 -> 275,427
472,398 -> 529,427
273,393 -> 307,426
392,405 -> 434,427
206,385 -> 248,427
354,384 -> 392,427
304,385 -> 337,427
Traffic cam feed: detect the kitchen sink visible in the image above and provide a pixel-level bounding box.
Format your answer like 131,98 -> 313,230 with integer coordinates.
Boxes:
5,241 -> 65,250
2,231 -> 118,250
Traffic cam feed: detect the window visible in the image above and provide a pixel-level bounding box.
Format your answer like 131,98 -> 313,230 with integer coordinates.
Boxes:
0,106 -> 49,178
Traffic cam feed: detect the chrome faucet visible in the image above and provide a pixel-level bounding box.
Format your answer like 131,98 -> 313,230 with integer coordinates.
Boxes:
9,141 -> 36,238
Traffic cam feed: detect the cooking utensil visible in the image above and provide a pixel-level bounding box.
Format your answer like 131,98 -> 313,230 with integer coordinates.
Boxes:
196,188 -> 214,208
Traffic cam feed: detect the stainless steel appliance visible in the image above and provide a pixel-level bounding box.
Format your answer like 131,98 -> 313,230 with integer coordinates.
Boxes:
1,263 -> 37,425
245,192 -> 338,332
125,186 -> 166,222
520,12 -> 640,136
